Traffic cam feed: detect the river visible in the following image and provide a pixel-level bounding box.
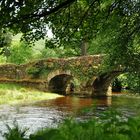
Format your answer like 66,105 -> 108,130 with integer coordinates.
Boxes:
0,92 -> 140,139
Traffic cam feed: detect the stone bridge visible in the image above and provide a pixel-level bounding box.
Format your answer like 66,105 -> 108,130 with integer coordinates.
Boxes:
0,55 -> 122,96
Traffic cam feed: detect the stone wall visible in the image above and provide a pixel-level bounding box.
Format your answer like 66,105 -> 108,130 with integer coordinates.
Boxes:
0,55 -> 119,96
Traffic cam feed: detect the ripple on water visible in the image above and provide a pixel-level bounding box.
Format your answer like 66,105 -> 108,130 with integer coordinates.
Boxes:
0,105 -> 66,139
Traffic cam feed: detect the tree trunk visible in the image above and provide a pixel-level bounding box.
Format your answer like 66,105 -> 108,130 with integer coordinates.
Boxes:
81,40 -> 88,56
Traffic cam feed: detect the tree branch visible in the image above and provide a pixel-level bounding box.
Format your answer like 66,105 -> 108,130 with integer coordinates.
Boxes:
31,0 -> 76,19
5,0 -> 76,27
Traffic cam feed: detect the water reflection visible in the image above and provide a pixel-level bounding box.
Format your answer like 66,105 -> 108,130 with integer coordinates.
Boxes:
34,96 -> 112,112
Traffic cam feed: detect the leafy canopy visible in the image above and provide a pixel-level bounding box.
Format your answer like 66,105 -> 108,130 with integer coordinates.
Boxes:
0,0 -> 140,69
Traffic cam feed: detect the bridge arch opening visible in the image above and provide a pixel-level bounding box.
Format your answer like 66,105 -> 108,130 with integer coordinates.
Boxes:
48,74 -> 73,94
112,73 -> 130,92
112,77 -> 122,92
92,75 -> 111,96
92,71 -> 123,96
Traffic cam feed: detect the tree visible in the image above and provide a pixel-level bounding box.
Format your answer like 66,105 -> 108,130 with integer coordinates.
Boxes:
0,0 -> 102,56
46,0 -> 102,55
7,41 -> 33,64
103,0 -> 140,71
90,0 -> 140,93
0,0 -> 76,37
0,29 -> 12,59
0,0 -> 140,91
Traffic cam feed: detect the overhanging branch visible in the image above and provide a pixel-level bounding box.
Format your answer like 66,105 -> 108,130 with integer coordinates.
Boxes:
31,0 -> 76,19
5,0 -> 76,27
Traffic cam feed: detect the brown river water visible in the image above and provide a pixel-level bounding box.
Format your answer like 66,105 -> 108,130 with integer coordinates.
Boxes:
0,92 -> 140,139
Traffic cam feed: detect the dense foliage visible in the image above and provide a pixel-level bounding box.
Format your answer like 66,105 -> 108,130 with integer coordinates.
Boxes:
0,0 -> 139,62
7,41 -> 33,64
0,29 -> 12,59
117,73 -> 140,93
0,0 -> 75,39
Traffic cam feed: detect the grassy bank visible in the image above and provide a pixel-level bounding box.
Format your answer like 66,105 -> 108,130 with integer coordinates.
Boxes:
0,83 -> 63,105
3,110 -> 140,140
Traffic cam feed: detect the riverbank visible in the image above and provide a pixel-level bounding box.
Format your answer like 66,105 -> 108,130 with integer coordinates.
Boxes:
0,83 -> 63,105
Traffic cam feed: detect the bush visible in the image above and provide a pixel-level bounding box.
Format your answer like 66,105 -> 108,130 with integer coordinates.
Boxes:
7,41 -> 33,64
2,121 -> 28,140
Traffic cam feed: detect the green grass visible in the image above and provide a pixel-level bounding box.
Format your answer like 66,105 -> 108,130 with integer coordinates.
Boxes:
0,83 -> 63,105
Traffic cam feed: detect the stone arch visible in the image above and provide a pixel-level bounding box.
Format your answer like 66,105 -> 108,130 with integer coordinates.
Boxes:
47,70 -> 72,82
92,71 -> 122,96
47,70 -> 73,94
